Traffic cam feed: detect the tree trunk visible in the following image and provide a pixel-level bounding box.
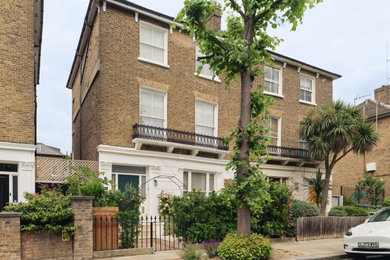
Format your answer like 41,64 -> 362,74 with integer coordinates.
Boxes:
236,69 -> 253,235
320,168 -> 332,215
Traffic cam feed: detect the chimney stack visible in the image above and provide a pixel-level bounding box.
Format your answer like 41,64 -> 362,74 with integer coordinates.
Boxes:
374,85 -> 390,104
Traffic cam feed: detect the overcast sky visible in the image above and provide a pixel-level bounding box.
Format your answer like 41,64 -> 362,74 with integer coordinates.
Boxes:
37,0 -> 390,155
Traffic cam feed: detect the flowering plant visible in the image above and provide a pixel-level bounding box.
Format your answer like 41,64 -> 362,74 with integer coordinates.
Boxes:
158,191 -> 173,215
179,243 -> 201,260
203,238 -> 220,258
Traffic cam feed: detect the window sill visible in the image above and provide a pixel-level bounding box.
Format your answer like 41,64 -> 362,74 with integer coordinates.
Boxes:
138,57 -> 170,69
194,73 -> 221,83
299,100 -> 317,106
264,91 -> 284,99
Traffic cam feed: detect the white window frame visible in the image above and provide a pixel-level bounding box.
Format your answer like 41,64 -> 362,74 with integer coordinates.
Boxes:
298,135 -> 308,150
264,65 -> 283,98
299,75 -> 316,106
183,171 -> 215,196
139,86 -> 168,129
138,21 -> 169,68
195,98 -> 218,137
194,45 -> 221,82
266,116 -> 281,147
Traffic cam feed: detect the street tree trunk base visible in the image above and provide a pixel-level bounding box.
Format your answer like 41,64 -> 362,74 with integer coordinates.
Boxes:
237,203 -> 251,235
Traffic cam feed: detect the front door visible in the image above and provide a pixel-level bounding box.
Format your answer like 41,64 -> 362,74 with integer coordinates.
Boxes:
118,174 -> 139,192
0,175 -> 9,211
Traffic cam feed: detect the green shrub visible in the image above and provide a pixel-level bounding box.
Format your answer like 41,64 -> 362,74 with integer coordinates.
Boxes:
170,190 -> 236,243
291,199 -> 320,218
343,195 -> 357,206
329,206 -> 369,216
383,197 -> 390,207
179,243 -> 201,260
328,208 -> 347,217
117,184 -> 145,248
4,188 -> 76,235
217,233 -> 273,260
94,190 -> 122,207
251,182 -> 294,237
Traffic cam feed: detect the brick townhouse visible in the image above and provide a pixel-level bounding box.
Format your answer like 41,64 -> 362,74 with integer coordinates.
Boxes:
333,85 -> 390,199
0,0 -> 43,210
67,0 -> 341,216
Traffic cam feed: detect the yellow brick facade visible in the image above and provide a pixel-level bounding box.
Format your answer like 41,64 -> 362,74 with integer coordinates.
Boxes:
69,1 -> 336,161
0,0 -> 36,144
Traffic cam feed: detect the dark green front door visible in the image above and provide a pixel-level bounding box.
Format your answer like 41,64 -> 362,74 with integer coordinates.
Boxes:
0,175 -> 9,211
118,175 -> 139,192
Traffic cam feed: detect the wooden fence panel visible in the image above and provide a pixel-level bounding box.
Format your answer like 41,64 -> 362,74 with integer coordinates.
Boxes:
93,207 -> 119,251
297,216 -> 369,241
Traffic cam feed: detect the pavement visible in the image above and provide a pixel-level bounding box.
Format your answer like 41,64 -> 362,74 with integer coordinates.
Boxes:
98,238 -> 349,260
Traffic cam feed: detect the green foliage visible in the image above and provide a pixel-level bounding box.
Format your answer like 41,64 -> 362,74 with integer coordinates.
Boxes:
170,190 -> 236,243
117,184 -> 145,249
217,233 -> 273,260
383,197 -> 390,207
343,195 -> 358,206
357,172 -> 385,206
304,169 -> 329,207
178,0 -> 323,233
251,182 -> 294,237
93,190 -> 122,207
64,166 -> 115,207
301,101 -> 379,213
291,199 -> 320,218
329,206 -> 369,216
4,188 -> 76,235
327,209 -> 348,217
179,243 -> 201,260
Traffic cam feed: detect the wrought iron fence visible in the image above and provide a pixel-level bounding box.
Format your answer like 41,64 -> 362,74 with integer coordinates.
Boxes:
93,215 -> 186,252
132,124 -> 228,151
267,145 -> 311,160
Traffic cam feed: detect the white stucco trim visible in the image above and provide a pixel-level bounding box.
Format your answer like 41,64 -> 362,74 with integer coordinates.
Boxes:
0,142 -> 36,203
97,144 -> 229,165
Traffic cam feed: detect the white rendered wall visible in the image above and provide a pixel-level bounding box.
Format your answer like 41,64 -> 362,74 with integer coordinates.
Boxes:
0,142 -> 36,203
97,144 -> 331,216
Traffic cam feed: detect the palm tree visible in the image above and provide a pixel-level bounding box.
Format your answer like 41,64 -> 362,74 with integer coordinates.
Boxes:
300,100 -> 379,215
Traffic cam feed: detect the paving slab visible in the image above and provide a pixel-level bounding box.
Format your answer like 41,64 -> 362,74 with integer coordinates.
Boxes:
97,250 -> 181,260
272,238 -> 347,260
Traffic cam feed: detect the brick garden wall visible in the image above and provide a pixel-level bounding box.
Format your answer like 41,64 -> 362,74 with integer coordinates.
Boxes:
21,231 -> 72,260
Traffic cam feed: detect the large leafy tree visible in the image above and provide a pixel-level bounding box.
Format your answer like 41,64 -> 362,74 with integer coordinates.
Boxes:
177,0 -> 322,235
301,101 -> 379,215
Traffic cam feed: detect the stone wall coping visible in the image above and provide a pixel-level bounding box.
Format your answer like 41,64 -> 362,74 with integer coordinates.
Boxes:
69,196 -> 95,201
0,212 -> 23,218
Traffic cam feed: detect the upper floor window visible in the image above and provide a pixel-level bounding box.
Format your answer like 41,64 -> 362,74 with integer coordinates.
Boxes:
139,87 -> 166,128
195,99 -> 217,137
300,75 -> 315,104
195,45 -> 220,81
139,21 -> 168,67
265,117 -> 280,146
299,135 -> 308,150
183,171 -> 215,196
264,66 -> 282,96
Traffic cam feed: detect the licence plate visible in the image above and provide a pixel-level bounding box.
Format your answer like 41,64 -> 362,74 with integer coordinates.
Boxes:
358,242 -> 379,248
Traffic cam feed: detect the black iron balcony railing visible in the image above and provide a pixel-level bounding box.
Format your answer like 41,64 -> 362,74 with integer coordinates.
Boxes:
267,145 -> 312,160
132,124 -> 229,151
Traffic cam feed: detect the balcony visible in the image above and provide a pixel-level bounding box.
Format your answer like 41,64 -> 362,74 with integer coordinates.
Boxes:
266,145 -> 319,167
132,124 -> 229,159
267,145 -> 311,160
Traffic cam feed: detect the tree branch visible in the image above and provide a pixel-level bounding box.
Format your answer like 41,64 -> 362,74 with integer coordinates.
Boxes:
254,0 -> 284,23
335,147 -> 353,164
197,55 -> 213,61
228,0 -> 245,18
